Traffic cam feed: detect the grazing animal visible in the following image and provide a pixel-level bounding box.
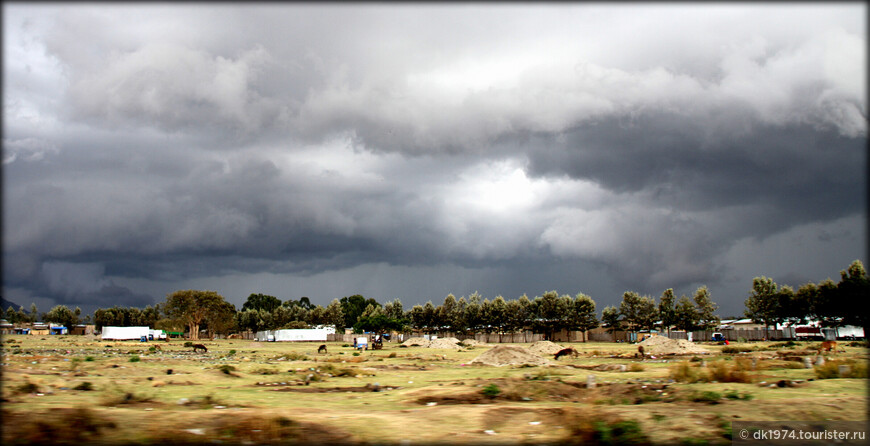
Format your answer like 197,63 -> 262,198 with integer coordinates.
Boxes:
818,340 -> 837,353
553,347 -> 579,360
637,345 -> 645,358
318,344 -> 328,354
192,344 -> 207,353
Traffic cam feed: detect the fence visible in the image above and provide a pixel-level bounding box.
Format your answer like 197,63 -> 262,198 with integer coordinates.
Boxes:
663,328 -> 796,342
327,331 -> 545,344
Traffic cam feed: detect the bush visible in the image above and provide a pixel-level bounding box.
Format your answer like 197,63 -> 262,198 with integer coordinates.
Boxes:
388,352 -> 397,358
129,356 -> 140,363
724,389 -> 753,400
707,360 -> 754,383
218,365 -> 236,375
592,420 -> 650,445
352,352 -> 360,356
16,381 -> 40,394
73,382 -> 94,391
815,360 -> 868,379
184,341 -> 194,347
722,346 -> 753,354
85,356 -> 95,362
481,383 -> 501,398
228,349 -> 237,355
628,363 -> 645,372
691,391 -> 722,404
670,362 -> 703,383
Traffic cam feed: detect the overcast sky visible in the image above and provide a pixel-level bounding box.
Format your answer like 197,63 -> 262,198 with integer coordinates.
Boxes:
3,3 -> 866,318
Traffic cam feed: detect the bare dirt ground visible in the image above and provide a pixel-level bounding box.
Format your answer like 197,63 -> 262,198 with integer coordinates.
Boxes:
1,335 -> 867,445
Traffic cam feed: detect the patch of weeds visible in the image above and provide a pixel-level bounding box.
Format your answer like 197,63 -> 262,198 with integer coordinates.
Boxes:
217,364 -> 237,375
690,391 -> 721,404
680,438 -> 709,446
100,387 -> 154,406
342,344 -> 350,347
15,381 -> 40,394
592,419 -> 650,445
228,349 -> 236,356
628,363 -> 645,372
670,361 -> 703,383
183,341 -> 194,347
148,346 -> 158,352
707,360 -> 754,383
352,352 -> 360,356
84,356 -> 94,362
724,390 -> 753,401
273,352 -> 308,361
814,360 -> 868,379
388,352 -> 397,358
129,355 -> 140,363
73,382 -> 94,391
252,368 -> 280,375
722,346 -> 753,354
524,370 -> 551,381
481,383 -> 501,398
651,413 -> 666,423
317,364 -> 358,377
689,356 -> 703,362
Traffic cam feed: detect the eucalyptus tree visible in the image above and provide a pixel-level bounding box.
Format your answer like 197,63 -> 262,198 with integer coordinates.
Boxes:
673,295 -> 698,332
601,306 -> 622,333
692,286 -> 720,331
744,276 -> 782,337
658,288 -> 676,334
163,290 -> 229,340
568,293 -> 598,341
619,291 -> 658,332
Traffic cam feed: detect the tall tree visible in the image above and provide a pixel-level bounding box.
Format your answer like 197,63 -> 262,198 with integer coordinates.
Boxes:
836,260 -> 870,334
45,305 -> 77,329
30,303 -> 38,323
658,288 -> 676,334
324,299 -> 344,330
568,293 -> 598,341
438,294 -> 458,332
163,290 -> 227,340
744,276 -> 781,338
619,291 -> 658,332
340,295 -> 369,328
673,295 -> 698,332
692,286 -> 720,331
242,293 -> 282,313
204,300 -> 236,338
383,299 -> 404,321
601,306 -> 622,334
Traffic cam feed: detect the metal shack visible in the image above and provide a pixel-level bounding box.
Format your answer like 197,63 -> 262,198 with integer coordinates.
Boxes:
101,326 -> 151,340
255,327 -> 335,342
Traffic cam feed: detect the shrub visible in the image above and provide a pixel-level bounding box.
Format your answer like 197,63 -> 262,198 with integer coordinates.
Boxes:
218,365 -> 236,375
724,390 -> 753,400
691,391 -> 721,404
722,346 -> 753,354
481,383 -> 501,398
85,356 -> 95,362
388,352 -> 397,358
73,382 -> 94,391
16,381 -> 40,394
815,360 -> 868,379
129,356 -> 140,363
148,346 -> 157,352
592,420 -> 650,445
670,361 -> 703,383
707,360 -> 754,383
184,341 -> 194,347
352,352 -> 360,357
629,363 -> 645,372
228,349 -> 237,355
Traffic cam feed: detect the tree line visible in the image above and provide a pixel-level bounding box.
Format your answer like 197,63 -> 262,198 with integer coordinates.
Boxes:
6,260 -> 865,340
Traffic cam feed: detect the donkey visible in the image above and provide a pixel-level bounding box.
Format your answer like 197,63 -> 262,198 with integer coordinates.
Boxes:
317,344 -> 328,354
192,344 -> 207,353
553,347 -> 579,360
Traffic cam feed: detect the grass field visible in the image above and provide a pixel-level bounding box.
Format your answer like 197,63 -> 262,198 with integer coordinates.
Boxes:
1,335 -> 867,445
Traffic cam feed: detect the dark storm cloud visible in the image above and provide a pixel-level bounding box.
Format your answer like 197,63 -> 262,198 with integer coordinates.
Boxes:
2,4 -> 866,314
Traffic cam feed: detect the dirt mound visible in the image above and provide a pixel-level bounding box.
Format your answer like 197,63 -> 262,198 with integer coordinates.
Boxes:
458,339 -> 491,347
527,341 -> 565,356
401,337 -> 430,347
639,335 -> 710,355
470,346 -> 552,367
428,338 -> 462,349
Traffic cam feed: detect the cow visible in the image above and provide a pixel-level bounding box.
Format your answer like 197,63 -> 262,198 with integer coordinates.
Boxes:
818,340 -> 838,353
637,345 -> 645,359
554,347 -> 579,360
192,344 -> 207,353
318,344 -> 328,354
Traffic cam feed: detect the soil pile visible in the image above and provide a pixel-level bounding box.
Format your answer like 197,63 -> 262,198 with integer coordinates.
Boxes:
458,339 -> 491,347
639,335 -> 710,355
470,345 -> 552,367
428,338 -> 462,349
527,341 -> 565,356
401,337 -> 431,347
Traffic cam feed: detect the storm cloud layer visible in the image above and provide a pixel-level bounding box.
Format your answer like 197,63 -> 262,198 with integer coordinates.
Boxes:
3,4 -> 866,316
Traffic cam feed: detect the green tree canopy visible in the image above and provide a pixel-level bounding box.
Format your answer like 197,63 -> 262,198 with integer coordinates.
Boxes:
163,290 -> 227,340
242,293 -> 281,313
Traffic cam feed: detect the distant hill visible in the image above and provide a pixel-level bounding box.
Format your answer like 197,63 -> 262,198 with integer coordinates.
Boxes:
1,297 -> 27,313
